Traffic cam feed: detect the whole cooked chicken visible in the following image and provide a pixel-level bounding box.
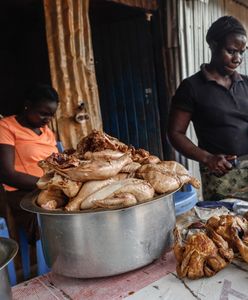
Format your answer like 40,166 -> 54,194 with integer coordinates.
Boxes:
36,130 -> 199,211
40,152 -> 132,182
76,130 -> 160,164
80,178 -> 154,210
231,225 -> 248,263
65,178 -> 116,211
37,172 -> 82,198
136,161 -> 200,194
173,225 -> 233,279
206,214 -> 248,262
37,189 -> 68,210
76,130 -> 129,155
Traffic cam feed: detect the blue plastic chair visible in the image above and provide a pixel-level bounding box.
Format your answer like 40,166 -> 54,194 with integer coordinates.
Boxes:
36,239 -> 50,275
0,217 -> 50,284
173,184 -> 198,216
18,227 -> 50,280
0,217 -> 17,286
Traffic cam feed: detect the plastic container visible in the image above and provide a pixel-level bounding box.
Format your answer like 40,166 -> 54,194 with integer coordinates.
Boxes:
173,184 -> 198,216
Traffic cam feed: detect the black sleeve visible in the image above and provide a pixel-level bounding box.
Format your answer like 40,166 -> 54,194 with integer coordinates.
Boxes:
171,79 -> 195,113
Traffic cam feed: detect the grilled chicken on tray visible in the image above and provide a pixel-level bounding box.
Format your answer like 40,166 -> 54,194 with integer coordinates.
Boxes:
173,214 -> 248,280
174,225 -> 233,279
206,215 -> 248,263
36,130 -> 200,211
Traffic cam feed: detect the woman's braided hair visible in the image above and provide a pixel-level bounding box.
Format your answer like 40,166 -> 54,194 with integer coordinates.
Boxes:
206,16 -> 246,47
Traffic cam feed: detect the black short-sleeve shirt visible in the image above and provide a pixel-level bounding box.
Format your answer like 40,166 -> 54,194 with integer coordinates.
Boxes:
171,65 -> 248,156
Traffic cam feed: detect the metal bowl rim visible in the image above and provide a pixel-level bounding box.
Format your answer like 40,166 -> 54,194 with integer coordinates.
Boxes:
0,237 -> 18,271
20,188 -> 178,216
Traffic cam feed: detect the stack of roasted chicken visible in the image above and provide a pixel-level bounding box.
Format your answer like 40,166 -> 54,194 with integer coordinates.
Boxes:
174,214 -> 248,279
36,130 -> 200,211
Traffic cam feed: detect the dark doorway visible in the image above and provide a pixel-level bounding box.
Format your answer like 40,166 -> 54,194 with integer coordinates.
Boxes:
0,0 -> 51,116
90,1 -> 164,158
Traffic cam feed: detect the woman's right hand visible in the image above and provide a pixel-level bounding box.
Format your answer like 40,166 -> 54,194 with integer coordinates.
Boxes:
203,154 -> 236,176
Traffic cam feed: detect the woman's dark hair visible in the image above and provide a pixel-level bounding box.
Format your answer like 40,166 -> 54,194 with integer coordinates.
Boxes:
206,16 -> 247,47
25,83 -> 59,104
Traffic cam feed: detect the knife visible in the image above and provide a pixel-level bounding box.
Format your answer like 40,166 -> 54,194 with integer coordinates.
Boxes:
196,200 -> 248,215
229,154 -> 248,169
196,201 -> 234,210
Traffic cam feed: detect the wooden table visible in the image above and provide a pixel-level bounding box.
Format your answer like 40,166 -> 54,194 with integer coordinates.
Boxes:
12,250 -> 248,300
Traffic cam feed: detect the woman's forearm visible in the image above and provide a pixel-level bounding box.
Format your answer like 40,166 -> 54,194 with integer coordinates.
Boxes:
168,131 -> 212,164
0,171 -> 39,190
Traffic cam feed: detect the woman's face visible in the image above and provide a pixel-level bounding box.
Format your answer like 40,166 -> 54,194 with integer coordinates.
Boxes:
212,33 -> 247,75
25,99 -> 58,128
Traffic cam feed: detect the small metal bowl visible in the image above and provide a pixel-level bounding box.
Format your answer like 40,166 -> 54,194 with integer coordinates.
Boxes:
0,237 -> 18,300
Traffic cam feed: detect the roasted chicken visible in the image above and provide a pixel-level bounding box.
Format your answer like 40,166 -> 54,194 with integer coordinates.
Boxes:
173,225 -> 233,279
76,130 -> 160,164
136,161 -> 200,194
76,130 -> 129,155
36,130 -> 199,211
65,178 -> 116,211
39,153 -> 132,182
206,214 -> 248,262
37,172 -> 82,198
37,189 -> 68,210
80,178 -> 154,210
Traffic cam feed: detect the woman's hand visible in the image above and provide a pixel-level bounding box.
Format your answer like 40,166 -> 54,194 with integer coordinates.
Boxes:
203,154 -> 236,176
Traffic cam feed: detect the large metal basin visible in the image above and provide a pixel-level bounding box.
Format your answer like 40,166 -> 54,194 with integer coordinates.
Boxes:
0,237 -> 18,300
21,190 -> 176,278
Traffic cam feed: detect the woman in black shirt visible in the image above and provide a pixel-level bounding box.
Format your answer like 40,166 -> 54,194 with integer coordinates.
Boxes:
168,16 -> 248,200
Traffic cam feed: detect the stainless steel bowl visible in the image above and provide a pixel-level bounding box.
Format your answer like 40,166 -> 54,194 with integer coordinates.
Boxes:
0,237 -> 18,300
21,190 -> 176,278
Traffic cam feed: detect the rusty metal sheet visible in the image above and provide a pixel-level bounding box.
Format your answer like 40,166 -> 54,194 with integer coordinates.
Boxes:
43,0 -> 102,149
107,0 -> 158,11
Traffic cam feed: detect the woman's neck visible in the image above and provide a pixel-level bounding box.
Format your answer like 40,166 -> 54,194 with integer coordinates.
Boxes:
15,114 -> 42,135
205,63 -> 232,89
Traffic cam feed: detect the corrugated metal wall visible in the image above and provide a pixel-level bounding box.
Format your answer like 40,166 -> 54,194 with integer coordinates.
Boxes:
107,0 -> 158,10
174,0 -> 248,197
178,0 -> 248,79
43,0 -> 102,149
91,8 -> 163,157
225,0 -> 248,73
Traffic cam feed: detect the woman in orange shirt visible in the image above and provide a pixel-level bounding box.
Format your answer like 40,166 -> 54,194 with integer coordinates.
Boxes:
0,83 -> 59,243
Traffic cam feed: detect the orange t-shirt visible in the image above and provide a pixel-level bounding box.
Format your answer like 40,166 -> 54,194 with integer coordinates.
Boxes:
0,115 -> 58,191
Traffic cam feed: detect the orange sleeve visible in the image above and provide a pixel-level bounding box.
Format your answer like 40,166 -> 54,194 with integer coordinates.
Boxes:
0,120 -> 15,146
